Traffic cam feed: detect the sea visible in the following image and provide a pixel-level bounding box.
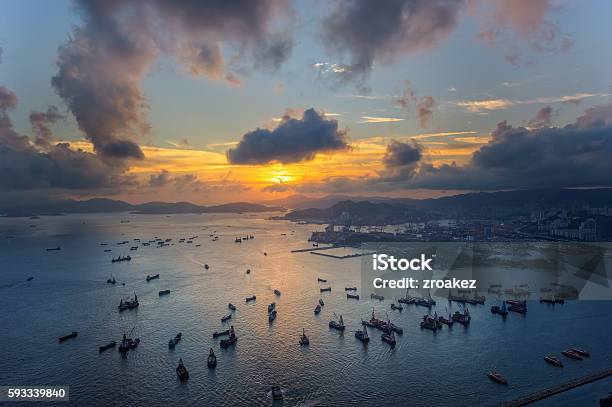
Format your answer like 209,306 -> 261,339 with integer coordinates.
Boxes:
0,213 -> 611,406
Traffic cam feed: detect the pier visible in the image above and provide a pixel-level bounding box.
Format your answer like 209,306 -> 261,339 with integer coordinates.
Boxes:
310,251 -> 374,259
290,246 -> 338,253
498,367 -> 612,406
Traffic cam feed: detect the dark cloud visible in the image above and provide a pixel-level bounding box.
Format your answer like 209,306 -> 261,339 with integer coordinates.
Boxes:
383,140 -> 422,167
226,108 -> 350,164
148,169 -> 202,192
52,0 -> 294,160
320,0 -> 464,84
29,106 -> 64,147
413,103 -> 612,189
416,96 -> 436,128
527,105 -> 552,128
149,169 -> 172,187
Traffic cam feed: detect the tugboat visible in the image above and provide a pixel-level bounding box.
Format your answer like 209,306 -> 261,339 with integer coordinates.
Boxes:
329,315 -> 345,331
371,293 -> 384,301
562,349 -> 583,360
544,355 -> 564,367
274,289 -> 281,296
168,333 -> 182,348
347,293 -> 360,300
228,303 -> 237,311
355,326 -> 370,343
118,293 -> 139,312
488,371 -> 508,385
213,330 -> 230,338
319,299 -> 325,306
317,278 -> 327,283
107,275 -> 116,284
146,274 -> 159,282
246,295 -> 256,303
271,385 -> 283,401
221,314 -> 232,323
491,301 -> 508,316
570,347 -> 590,357
314,304 -> 321,314
58,331 -> 78,343
176,358 -> 189,381
207,348 -> 217,368
99,341 -> 116,353
299,328 -> 309,346
320,287 -> 331,292
390,303 -> 403,311
158,289 -> 171,296
220,326 -> 238,348
381,329 -> 396,347
268,303 -> 276,313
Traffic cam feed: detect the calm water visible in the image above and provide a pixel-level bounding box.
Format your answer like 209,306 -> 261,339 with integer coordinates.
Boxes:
1,213 -> 611,406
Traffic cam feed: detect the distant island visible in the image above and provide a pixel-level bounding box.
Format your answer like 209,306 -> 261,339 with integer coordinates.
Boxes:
0,198 -> 285,217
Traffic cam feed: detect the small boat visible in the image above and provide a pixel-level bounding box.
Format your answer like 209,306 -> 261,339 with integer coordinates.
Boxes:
314,304 -> 321,314
46,247 -> 61,251
371,293 -> 384,301
118,293 -> 139,311
107,276 -> 116,284
438,314 -> 453,325
319,299 -> 324,306
146,274 -> 159,282
26,276 -> 34,281
269,309 -> 277,322
98,341 -> 116,353
329,315 -> 345,331
235,237 -> 242,243
508,303 -> 527,314
491,301 -> 509,316
488,372 -> 508,385
390,303 -> 403,311
246,295 -> 256,303
221,314 -> 232,322
562,350 -> 583,360
246,269 -> 251,274
263,252 -> 267,256
355,326 -> 370,342
268,303 -> 276,313
58,331 -> 78,343
381,330 -> 396,346
159,289 -> 171,296
104,249 -> 112,252
347,293 -> 360,300
452,307 -> 471,325
569,347 -> 590,357
228,303 -> 237,311
204,264 -> 209,270
320,287 -> 331,292
544,355 -> 564,367
111,255 -> 132,263
168,333 -> 182,348
345,287 -> 357,291
213,329 -> 230,338
274,289 -> 281,296
118,333 -> 140,353
207,348 -> 217,368
299,328 -> 309,346
220,326 -> 237,348
317,278 -> 327,283
176,358 -> 189,381
271,385 -> 283,401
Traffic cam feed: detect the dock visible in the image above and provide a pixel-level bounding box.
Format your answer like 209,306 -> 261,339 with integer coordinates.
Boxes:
498,367 -> 612,407
291,246 -> 338,253
310,251 -> 375,259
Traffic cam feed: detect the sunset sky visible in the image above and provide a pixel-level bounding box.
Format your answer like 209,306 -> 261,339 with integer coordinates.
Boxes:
1,0 -> 611,205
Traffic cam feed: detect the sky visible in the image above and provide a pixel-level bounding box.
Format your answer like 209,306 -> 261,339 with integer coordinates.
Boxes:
0,0 -> 611,205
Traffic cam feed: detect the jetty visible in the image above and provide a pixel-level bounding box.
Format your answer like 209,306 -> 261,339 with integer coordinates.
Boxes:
498,367 -> 612,407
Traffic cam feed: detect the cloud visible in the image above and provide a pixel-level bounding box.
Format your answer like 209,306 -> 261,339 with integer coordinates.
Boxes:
383,139 -> 422,168
148,169 -> 203,192
527,105 -> 552,128
320,0 -> 464,85
393,81 -> 437,127
226,108 -> 350,164
52,0 -> 294,160
453,93 -> 606,112
412,103 -> 612,189
29,106 -> 64,147
358,116 -> 405,124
